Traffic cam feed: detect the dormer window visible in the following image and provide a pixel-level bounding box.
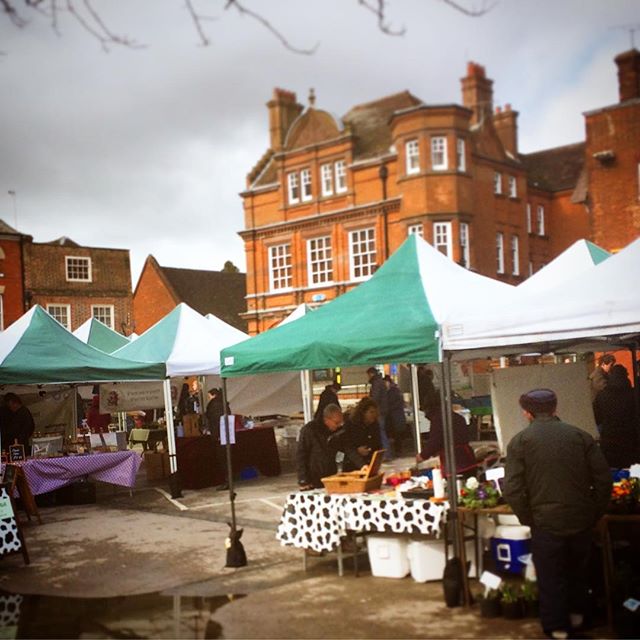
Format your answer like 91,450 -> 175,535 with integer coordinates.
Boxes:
301,168 -> 312,201
66,256 -> 92,282
335,160 -> 347,193
287,172 -> 300,204
321,164 -> 333,196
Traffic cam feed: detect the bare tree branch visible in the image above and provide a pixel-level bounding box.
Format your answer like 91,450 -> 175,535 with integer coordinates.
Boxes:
2,0 -> 492,53
224,0 -> 319,55
66,0 -> 145,50
440,0 -> 495,18
184,0 -> 218,47
357,0 -> 405,36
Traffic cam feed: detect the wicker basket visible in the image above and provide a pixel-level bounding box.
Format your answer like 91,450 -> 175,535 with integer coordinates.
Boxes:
321,449 -> 385,494
321,471 -> 384,494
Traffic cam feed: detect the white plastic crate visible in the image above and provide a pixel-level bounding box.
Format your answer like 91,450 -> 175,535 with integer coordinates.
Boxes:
366,535 -> 410,578
407,538 -> 478,583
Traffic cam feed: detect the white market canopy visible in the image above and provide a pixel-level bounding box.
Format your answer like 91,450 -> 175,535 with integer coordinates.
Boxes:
443,237 -> 640,355
114,303 -> 248,377
0,306 -> 166,385
516,239 -> 610,296
73,317 -> 131,354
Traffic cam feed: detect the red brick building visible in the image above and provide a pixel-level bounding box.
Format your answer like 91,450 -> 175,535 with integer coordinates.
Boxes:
0,220 -> 31,330
240,49 -> 640,334
23,237 -> 133,334
133,255 -> 247,334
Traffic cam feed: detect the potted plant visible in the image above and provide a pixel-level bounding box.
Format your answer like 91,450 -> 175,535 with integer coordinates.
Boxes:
520,579 -> 539,618
500,583 -> 523,619
477,588 -> 502,618
459,477 -> 501,509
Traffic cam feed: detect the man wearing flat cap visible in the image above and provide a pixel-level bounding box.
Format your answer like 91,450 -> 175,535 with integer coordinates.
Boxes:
504,388 -> 611,640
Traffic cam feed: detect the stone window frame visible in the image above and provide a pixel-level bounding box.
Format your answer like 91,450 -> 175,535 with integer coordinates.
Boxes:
431,136 -> 448,171
349,227 -> 376,282
433,221 -> 453,257
47,303 -> 71,329
460,222 -> 470,269
407,223 -> 424,238
300,168 -> 313,202
92,304 -> 115,330
456,138 -> 466,172
335,160 -> 347,193
307,236 -> 333,287
320,163 -> 333,197
268,243 -> 293,292
496,232 -> 505,274
511,234 -> 520,276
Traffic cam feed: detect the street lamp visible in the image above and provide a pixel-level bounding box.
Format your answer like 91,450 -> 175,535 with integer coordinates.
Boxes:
378,164 -> 389,259
7,190 -> 17,228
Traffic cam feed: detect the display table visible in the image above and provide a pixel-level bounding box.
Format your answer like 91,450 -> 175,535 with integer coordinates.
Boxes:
3,451 -> 142,495
277,491 -> 448,554
175,425 -> 281,490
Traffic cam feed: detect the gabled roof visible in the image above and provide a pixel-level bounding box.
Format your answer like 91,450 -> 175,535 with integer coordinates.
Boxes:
343,91 -> 423,160
157,263 -> 247,332
45,236 -> 81,247
0,219 -> 24,236
520,142 -> 586,192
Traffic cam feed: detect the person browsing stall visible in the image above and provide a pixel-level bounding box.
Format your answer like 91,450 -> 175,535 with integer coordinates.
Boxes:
504,388 -> 612,640
342,397 -> 382,472
314,379 -> 342,420
415,392 -> 476,478
297,404 -> 344,490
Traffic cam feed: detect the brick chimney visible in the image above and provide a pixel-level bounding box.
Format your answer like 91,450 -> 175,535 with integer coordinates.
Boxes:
461,62 -> 494,126
493,103 -> 519,155
615,48 -> 640,102
267,88 -> 304,151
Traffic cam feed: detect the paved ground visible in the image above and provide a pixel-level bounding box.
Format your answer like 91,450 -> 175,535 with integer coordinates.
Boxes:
0,455 -> 612,639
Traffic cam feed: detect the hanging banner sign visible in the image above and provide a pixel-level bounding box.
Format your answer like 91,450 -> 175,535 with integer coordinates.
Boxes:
99,382 -> 165,413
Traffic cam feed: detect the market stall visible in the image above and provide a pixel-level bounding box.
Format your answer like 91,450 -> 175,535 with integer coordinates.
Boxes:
0,306 -> 167,507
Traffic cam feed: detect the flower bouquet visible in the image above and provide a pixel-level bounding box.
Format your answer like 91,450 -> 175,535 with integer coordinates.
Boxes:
459,477 -> 500,509
608,477 -> 640,514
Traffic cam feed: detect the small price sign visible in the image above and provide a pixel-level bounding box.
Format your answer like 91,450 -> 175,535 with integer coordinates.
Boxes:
8,444 -> 25,463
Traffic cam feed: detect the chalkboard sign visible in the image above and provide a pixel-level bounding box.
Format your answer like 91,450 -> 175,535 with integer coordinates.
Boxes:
8,444 -> 25,463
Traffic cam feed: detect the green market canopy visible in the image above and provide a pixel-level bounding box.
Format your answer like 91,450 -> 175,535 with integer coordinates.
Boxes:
221,234 -> 513,377
73,317 -> 130,353
0,306 -> 166,385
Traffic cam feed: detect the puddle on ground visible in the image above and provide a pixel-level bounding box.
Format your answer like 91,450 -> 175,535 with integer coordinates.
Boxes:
0,589 -> 246,639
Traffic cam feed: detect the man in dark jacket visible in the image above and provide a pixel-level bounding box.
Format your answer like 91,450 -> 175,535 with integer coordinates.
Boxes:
313,380 -> 341,421
504,388 -> 612,640
367,367 -> 391,459
4,393 -> 35,454
297,404 -> 344,490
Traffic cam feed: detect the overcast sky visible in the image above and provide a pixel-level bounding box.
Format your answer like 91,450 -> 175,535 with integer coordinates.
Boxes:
1,0 -> 638,285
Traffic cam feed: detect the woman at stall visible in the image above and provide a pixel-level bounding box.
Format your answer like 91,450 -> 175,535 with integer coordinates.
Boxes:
593,364 -> 640,468
342,398 -> 382,472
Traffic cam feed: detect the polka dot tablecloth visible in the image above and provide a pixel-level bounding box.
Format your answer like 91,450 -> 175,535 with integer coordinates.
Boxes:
276,491 -> 448,553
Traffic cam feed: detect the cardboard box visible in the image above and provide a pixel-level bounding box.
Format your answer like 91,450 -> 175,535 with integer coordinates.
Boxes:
144,451 -> 169,481
183,414 -> 201,438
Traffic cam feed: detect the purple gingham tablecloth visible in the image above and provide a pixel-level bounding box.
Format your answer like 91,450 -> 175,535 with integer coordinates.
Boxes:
6,451 -> 142,495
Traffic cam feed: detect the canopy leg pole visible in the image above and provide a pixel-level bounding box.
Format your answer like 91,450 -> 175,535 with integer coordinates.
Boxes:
163,379 -> 178,474
222,378 -> 247,567
300,370 -> 313,424
410,364 -> 421,454
441,354 -> 468,604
